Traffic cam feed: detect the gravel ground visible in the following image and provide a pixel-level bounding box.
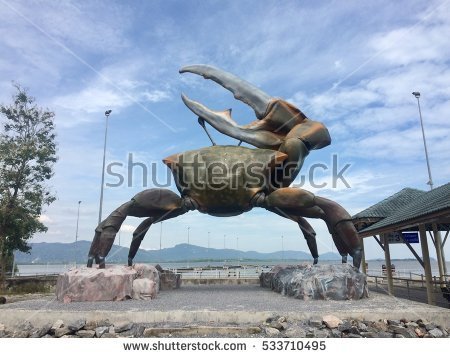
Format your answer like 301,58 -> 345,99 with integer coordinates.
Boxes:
0,284 -> 445,314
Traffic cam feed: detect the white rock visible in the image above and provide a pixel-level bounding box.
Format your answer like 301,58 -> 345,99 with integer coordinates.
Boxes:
264,327 -> 280,336
134,264 -> 160,293
428,328 -> 443,338
132,278 -> 157,300
51,319 -> 64,331
322,315 -> 343,329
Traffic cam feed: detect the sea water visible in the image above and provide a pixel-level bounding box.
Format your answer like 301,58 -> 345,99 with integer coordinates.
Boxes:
15,259 -> 449,277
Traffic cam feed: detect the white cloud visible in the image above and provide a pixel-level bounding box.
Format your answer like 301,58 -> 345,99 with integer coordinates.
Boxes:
369,4 -> 450,66
291,87 -> 381,119
51,59 -> 174,128
142,90 -> 171,103
54,87 -> 130,114
121,224 -> 136,234
0,1 -> 131,54
39,215 -> 53,224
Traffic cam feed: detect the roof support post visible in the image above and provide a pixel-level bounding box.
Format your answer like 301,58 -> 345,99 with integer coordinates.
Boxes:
373,235 -> 384,251
401,233 -> 425,268
382,233 -> 394,296
419,224 -> 436,305
360,237 -> 367,274
432,223 -> 447,279
443,230 -> 449,248
428,230 -> 436,246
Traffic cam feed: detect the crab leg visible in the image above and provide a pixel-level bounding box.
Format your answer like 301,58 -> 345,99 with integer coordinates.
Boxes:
87,189 -> 188,268
261,187 -> 363,268
268,207 -> 320,264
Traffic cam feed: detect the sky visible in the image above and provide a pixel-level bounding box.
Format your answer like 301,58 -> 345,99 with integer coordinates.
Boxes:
0,0 -> 449,261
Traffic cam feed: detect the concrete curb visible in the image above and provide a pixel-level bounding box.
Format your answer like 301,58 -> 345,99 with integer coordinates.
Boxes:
1,307 -> 449,328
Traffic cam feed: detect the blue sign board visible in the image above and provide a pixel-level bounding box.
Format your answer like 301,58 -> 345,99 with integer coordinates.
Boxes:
402,232 -> 419,244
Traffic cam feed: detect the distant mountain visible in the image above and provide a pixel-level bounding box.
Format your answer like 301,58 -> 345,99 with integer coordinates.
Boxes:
14,240 -> 341,264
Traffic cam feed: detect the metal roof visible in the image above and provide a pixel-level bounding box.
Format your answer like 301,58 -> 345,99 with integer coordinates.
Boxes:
358,182 -> 450,234
352,188 -> 425,219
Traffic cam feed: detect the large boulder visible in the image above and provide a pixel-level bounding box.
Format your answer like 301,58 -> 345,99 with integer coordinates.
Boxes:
260,264 -> 368,300
159,271 -> 181,290
133,264 -> 160,299
132,278 -> 157,300
154,264 -> 181,290
56,264 -> 159,303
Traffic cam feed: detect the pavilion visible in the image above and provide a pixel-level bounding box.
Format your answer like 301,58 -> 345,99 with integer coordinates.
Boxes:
352,183 -> 450,305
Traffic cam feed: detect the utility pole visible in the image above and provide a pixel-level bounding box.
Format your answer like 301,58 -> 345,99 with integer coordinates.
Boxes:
98,110 -> 112,223
75,200 -> 81,266
412,92 -> 434,190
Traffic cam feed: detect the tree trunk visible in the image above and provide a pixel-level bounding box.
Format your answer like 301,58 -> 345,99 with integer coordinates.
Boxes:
0,239 -> 5,293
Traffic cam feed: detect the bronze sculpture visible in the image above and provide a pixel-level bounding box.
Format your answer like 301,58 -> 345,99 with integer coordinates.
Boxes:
87,65 -> 362,269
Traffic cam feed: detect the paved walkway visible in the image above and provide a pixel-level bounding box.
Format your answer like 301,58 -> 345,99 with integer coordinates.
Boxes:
1,284 -> 449,328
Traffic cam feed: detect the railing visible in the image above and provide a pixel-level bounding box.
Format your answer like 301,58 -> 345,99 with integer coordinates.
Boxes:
367,273 -> 450,307
368,274 -> 448,287
169,266 -> 272,279
366,268 -> 448,280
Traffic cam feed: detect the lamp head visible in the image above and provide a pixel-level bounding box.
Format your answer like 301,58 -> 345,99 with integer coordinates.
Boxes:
105,110 -> 112,116
412,91 -> 420,98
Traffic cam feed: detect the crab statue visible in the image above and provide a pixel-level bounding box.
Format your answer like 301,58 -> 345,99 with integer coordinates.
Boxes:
87,65 -> 362,269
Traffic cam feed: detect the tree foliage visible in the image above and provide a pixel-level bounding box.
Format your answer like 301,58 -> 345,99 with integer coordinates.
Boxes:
0,84 -> 57,278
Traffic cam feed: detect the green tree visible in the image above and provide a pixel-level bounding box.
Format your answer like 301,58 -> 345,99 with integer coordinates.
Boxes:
0,84 -> 57,285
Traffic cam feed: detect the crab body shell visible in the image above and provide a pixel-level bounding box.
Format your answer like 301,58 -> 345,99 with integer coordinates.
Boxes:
163,145 -> 287,216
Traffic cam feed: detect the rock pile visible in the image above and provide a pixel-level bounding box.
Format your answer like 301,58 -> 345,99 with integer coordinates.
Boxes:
261,315 -> 448,338
0,316 -> 448,338
56,264 -> 160,303
260,264 -> 369,300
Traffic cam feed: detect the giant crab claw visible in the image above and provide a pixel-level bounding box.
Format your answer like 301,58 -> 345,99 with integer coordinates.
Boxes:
180,64 -> 273,119
180,65 -> 283,149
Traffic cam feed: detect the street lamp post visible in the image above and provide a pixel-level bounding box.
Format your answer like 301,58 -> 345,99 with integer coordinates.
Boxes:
98,110 -> 112,224
412,92 -> 434,190
159,222 -> 163,263
75,200 -> 81,266
159,222 -> 163,251
207,231 -> 210,266
187,226 -> 191,268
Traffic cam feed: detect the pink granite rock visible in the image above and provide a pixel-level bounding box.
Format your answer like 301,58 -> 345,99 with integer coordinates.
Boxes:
132,278 -> 157,300
133,264 -> 160,293
56,265 -> 159,303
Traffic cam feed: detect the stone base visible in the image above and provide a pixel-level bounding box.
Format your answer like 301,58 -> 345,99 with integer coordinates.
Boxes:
56,264 -> 159,303
160,271 -> 181,290
154,264 -> 181,290
260,264 -> 369,300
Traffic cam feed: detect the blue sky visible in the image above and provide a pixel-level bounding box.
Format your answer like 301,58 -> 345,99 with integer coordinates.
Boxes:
1,0 -> 449,261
